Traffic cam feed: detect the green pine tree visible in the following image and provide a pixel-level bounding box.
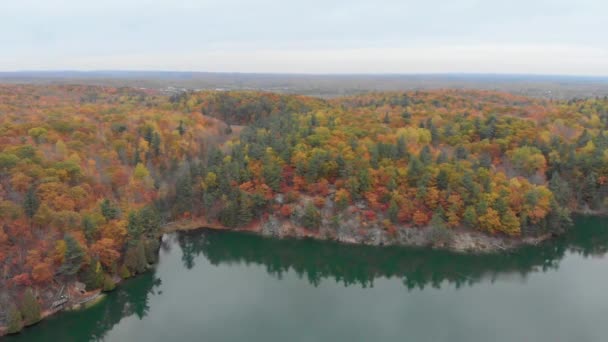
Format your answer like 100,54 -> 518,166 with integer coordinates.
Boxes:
59,234 -> 85,276
125,239 -> 148,274
302,203 -> 321,230
388,200 -> 399,223
6,303 -> 23,334
20,287 -> 41,326
100,199 -> 119,220
23,186 -> 39,219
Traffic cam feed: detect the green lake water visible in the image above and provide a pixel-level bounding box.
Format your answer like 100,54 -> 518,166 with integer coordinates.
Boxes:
6,216 -> 608,342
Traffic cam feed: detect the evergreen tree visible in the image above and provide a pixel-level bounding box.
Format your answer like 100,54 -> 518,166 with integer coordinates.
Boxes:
407,156 -> 423,186
144,238 -> 160,264
436,169 -> 449,190
263,154 -> 282,192
225,123 -> 233,135
82,215 -> 97,243
6,303 -> 23,334
462,172 -> 479,203
302,203 -> 321,230
420,146 -> 433,165
436,150 -> 448,164
82,261 -> 104,291
358,169 -> 371,193
100,199 -> 119,220
494,190 -> 509,216
476,198 -> 489,216
59,234 -> 85,276
23,186 -> 39,219
237,193 -> 254,226
478,153 -> 492,169
151,132 -> 162,157
139,206 -> 161,236
546,200 -> 573,234
501,209 -> 521,236
127,211 -> 143,244
581,172 -> 599,208
388,200 -> 399,223
387,176 -> 397,191
20,287 -> 41,326
401,111 -> 411,123
455,145 -> 469,160
175,172 -> 193,215
428,119 -> 439,145
336,154 -> 349,178
103,274 -> 116,292
310,113 -> 319,127
370,144 -> 379,169
125,239 -> 147,274
577,129 -> 591,147
463,206 -> 478,228
396,136 -> 407,159
307,153 -> 323,182
427,212 -> 453,245
219,200 -> 238,228
177,120 -> 186,136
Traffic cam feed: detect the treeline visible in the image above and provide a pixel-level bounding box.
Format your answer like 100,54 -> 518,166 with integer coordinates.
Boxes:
168,90 -> 327,125
0,85 -> 330,333
0,86 -> 228,332
1,86 -> 607,333
191,90 -> 607,240
180,216 -> 608,290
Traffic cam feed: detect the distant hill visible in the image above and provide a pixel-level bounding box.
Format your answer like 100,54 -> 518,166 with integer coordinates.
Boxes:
2,71 -> 608,99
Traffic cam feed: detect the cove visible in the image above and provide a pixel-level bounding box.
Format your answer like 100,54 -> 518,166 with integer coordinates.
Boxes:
6,216 -> 608,342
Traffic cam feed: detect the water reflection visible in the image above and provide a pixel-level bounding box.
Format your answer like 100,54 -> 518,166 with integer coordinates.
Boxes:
178,216 -> 607,290
7,271 -> 162,342
7,216 -> 606,341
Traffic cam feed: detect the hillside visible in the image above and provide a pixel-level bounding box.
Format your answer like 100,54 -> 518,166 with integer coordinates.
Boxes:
1,85 -> 607,334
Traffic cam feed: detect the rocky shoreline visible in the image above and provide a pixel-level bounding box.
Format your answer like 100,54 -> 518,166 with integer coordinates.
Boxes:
0,211 -> 590,337
162,214 -> 553,254
0,290 -> 107,337
258,215 -> 552,253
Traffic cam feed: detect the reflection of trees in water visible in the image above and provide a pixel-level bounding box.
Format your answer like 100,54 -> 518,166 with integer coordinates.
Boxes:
70,273 -> 162,341
7,272 -> 162,342
177,216 -> 608,290
7,217 -> 605,341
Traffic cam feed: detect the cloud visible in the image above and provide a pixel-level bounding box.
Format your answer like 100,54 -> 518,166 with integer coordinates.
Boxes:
1,1 -> 607,74
3,45 -> 607,75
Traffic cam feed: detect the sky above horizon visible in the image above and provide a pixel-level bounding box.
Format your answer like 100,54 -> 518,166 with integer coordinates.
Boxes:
2,0 -> 608,75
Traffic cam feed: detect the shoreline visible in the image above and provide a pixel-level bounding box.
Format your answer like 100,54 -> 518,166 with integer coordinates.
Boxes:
0,290 -> 106,337
1,213 -> 602,337
161,216 -> 554,254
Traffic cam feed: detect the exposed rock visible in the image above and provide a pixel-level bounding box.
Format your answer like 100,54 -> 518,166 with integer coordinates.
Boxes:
363,227 -> 388,246
261,215 -> 281,237
254,194 -> 555,254
74,282 -> 86,294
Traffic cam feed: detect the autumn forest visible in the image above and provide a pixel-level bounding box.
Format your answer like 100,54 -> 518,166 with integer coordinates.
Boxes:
1,85 -> 607,334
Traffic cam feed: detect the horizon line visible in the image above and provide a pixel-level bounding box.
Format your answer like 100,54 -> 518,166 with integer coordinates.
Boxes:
2,70 -> 608,80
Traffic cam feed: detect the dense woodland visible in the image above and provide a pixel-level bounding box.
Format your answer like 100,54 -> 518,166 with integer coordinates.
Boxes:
1,85 -> 607,333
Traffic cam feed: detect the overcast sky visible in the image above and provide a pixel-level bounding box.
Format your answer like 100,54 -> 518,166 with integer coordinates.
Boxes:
2,0 -> 607,75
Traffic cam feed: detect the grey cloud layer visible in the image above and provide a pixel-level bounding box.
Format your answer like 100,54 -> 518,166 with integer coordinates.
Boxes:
1,0 -> 607,74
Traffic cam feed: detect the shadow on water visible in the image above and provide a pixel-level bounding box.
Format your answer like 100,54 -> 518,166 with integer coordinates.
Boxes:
6,216 -> 606,341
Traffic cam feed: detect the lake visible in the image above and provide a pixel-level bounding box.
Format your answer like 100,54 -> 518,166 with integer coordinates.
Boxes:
6,216 -> 608,342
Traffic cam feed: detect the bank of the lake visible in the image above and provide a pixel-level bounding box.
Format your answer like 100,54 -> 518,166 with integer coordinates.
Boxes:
4,215 -> 608,342
0,213 -> 575,336
163,215 -> 552,254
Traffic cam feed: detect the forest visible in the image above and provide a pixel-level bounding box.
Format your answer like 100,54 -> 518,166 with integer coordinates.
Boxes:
0,85 -> 607,334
